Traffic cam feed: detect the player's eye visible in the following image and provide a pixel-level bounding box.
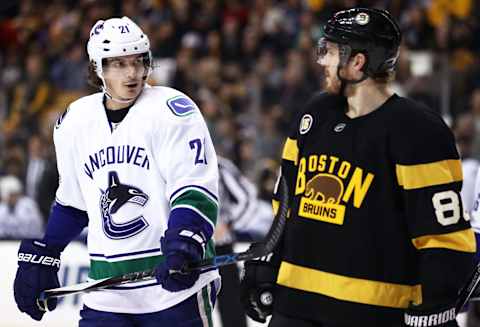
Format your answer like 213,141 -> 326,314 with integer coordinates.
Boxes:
134,58 -> 145,66
110,61 -> 124,68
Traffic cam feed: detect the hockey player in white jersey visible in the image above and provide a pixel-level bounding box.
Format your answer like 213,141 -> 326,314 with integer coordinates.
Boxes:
13,16 -> 220,326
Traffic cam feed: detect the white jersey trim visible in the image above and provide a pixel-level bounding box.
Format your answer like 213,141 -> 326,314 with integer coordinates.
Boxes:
89,248 -> 162,262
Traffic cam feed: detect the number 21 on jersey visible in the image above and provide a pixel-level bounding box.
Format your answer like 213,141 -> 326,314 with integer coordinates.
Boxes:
189,138 -> 208,165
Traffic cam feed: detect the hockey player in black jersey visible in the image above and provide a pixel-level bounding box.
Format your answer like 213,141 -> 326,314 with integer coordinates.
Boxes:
241,7 -> 476,327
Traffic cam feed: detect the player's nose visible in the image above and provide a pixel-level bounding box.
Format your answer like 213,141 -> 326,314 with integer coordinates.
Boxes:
316,54 -> 327,66
125,64 -> 137,78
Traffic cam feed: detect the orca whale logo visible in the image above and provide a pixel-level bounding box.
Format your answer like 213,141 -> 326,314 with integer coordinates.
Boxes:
100,171 -> 149,239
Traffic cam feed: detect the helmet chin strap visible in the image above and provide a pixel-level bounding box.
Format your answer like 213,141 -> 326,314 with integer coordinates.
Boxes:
103,88 -> 137,104
99,74 -> 142,105
336,65 -> 369,96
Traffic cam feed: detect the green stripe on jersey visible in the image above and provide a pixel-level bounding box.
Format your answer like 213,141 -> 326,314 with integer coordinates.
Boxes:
89,255 -> 164,280
172,190 -> 218,226
202,285 -> 214,327
205,239 -> 216,259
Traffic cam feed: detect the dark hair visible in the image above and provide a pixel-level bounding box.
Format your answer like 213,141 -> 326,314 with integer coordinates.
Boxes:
87,61 -> 103,89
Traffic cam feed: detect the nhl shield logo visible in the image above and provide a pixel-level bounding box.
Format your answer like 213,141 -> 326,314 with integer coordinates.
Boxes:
300,114 -> 313,134
334,123 -> 346,132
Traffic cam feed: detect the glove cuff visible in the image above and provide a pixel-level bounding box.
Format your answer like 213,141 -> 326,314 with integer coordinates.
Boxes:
404,304 -> 457,326
17,240 -> 62,271
243,259 -> 278,285
162,228 -> 206,260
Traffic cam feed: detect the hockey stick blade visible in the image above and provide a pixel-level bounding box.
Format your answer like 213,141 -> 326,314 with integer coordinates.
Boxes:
38,177 -> 289,305
456,262 -> 480,313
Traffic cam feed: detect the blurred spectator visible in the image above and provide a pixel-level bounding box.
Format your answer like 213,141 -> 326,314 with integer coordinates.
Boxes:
50,42 -> 88,91
254,106 -> 284,161
453,112 -> 479,212
255,158 -> 280,202
3,51 -> 52,140
2,139 -> 27,180
0,175 -> 43,239
400,4 -> 436,50
25,134 -> 46,201
35,148 -> 58,223
470,88 -> 480,158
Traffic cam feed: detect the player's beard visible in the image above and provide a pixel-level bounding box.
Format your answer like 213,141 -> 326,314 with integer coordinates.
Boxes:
322,68 -> 342,95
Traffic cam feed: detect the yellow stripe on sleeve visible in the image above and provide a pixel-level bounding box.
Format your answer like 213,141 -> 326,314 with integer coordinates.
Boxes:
277,261 -> 422,308
396,159 -> 462,190
282,138 -> 298,165
412,228 -> 476,253
272,199 -> 279,216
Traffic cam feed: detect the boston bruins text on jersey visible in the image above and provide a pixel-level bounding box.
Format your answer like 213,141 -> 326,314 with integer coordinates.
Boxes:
270,92 -> 476,326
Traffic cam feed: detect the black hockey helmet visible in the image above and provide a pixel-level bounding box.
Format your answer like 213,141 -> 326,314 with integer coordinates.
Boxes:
321,8 -> 402,78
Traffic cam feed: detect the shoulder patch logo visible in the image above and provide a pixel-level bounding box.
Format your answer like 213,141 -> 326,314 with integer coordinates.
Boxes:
334,123 -> 346,132
55,106 -> 70,129
299,114 -> 313,134
167,96 -> 197,117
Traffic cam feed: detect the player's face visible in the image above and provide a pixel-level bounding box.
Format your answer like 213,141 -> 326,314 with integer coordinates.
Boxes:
316,39 -> 342,94
102,54 -> 147,103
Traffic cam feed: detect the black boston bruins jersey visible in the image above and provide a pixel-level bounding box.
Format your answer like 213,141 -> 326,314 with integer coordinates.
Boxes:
271,92 -> 475,326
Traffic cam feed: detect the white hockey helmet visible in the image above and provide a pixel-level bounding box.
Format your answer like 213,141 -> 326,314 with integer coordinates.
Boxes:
87,16 -> 152,79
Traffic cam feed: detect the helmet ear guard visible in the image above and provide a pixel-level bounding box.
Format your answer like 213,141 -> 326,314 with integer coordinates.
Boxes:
338,44 -> 353,68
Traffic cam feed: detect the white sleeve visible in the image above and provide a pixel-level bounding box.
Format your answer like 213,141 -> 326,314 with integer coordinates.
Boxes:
53,108 -> 87,211
161,110 -> 219,212
17,197 -> 45,239
470,167 -> 480,233
461,159 -> 479,212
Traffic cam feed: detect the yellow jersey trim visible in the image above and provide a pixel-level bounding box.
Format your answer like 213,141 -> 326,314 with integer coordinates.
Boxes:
277,261 -> 422,308
272,199 -> 279,216
282,138 -> 298,165
412,229 -> 476,253
396,159 -> 462,190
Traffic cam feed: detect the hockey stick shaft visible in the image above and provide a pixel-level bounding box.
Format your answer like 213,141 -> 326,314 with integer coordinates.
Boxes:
456,262 -> 480,313
39,177 -> 288,304
38,252 -> 249,302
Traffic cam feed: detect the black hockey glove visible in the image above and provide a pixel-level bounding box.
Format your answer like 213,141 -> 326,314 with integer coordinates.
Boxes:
13,240 -> 61,321
404,303 -> 458,327
240,259 -> 277,323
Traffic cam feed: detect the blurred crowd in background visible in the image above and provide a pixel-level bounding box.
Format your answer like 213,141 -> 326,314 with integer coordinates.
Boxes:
0,0 -> 480,238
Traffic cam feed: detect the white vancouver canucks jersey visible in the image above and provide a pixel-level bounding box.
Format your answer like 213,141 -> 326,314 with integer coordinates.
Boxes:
54,86 -> 220,313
